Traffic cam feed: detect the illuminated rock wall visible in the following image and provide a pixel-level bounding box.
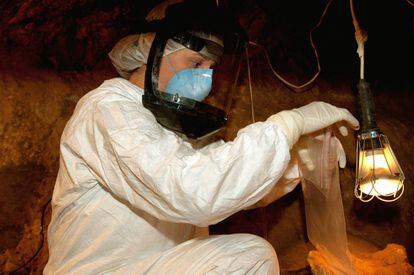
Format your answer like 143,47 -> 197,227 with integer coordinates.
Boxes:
0,0 -> 412,273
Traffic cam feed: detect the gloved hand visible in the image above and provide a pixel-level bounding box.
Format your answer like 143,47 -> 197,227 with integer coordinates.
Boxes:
268,101 -> 359,148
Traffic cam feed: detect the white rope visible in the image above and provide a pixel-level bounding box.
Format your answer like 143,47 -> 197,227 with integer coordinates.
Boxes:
249,0 -> 333,92
350,0 -> 368,80
245,45 -> 255,123
406,0 -> 414,7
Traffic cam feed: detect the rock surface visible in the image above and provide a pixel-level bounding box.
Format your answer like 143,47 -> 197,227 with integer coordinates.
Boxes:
308,242 -> 414,275
0,0 -> 413,274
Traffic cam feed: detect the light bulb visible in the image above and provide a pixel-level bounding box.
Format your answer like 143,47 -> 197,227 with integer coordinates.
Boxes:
355,131 -> 405,202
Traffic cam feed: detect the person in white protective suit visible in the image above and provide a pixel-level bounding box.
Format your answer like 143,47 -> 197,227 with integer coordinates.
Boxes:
44,2 -> 360,274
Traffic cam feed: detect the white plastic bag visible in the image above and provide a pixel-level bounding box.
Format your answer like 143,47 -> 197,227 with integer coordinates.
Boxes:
299,130 -> 357,274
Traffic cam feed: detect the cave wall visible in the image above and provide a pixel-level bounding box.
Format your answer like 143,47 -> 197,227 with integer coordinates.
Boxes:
0,0 -> 413,273
0,66 -> 116,273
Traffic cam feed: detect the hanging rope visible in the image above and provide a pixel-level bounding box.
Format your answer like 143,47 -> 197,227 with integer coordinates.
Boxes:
249,0 -> 333,92
350,0 -> 368,80
245,41 -> 269,240
245,45 -> 255,123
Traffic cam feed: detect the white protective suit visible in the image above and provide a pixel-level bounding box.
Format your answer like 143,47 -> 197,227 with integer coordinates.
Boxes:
44,77 -> 302,274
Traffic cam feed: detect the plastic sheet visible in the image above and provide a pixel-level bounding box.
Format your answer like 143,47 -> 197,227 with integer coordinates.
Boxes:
299,130 -> 357,274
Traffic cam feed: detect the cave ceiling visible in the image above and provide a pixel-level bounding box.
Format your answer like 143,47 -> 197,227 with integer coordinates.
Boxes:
0,0 -> 412,89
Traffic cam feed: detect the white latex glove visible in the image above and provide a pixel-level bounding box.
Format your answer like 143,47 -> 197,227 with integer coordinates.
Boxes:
267,101 -> 360,148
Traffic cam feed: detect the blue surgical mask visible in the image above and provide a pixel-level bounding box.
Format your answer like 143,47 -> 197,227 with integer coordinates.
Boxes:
164,56 -> 213,102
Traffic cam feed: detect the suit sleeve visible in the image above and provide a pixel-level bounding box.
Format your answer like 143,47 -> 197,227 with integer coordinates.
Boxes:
89,98 -> 291,226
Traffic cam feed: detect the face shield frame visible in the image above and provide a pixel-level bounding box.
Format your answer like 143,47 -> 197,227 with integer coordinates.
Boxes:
171,32 -> 224,64
143,30 -> 230,139
142,1 -> 247,139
